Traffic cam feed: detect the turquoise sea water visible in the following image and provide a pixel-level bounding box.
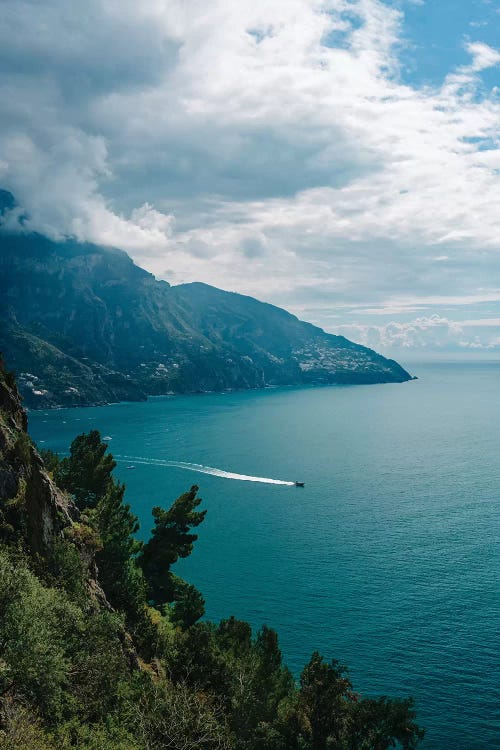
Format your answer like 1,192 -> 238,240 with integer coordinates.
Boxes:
29,362 -> 500,749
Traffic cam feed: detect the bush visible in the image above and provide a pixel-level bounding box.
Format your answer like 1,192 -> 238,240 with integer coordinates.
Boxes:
47,538 -> 88,604
0,550 -> 81,721
0,698 -> 54,750
134,678 -> 234,750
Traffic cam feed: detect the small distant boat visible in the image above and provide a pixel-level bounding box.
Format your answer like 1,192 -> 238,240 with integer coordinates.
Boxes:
295,481 -> 305,487
126,465 -> 135,470
103,436 -> 112,441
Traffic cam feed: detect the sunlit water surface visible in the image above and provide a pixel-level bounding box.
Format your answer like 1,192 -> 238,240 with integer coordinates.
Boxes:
29,362 -> 500,749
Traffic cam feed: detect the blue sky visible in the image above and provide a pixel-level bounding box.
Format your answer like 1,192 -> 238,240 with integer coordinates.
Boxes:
398,0 -> 500,86
0,0 -> 499,357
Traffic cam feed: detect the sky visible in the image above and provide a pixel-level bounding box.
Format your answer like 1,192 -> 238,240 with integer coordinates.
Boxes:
0,0 -> 499,358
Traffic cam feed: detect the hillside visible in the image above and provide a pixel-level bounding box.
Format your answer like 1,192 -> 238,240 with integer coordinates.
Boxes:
0,191 -> 412,408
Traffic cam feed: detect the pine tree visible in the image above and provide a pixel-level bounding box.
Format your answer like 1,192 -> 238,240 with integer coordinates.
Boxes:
138,485 -> 206,607
94,481 -> 145,616
170,576 -> 205,629
56,431 -> 115,510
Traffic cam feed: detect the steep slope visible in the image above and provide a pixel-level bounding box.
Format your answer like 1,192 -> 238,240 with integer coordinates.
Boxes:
0,357 -> 73,554
0,194 -> 412,407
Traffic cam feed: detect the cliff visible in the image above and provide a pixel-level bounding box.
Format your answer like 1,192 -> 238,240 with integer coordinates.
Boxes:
0,359 -> 109,606
0,357 -> 72,553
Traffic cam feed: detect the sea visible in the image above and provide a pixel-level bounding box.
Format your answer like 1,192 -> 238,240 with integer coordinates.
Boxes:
28,361 -> 500,749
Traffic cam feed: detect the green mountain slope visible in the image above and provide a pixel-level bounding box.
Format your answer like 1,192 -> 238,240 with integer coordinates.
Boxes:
0,193 -> 412,407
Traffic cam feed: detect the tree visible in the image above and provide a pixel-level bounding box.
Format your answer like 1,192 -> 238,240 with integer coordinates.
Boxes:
347,696 -> 425,750
0,699 -> 55,750
38,448 -> 60,475
53,432 -> 147,618
216,617 -> 252,657
138,485 -> 206,607
168,622 -> 232,697
299,652 -> 352,750
55,431 -> 115,510
94,482 -> 145,617
170,576 -> 205,629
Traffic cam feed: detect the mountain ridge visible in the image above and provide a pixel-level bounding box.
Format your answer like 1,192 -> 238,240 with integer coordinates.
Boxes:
0,191 -> 413,408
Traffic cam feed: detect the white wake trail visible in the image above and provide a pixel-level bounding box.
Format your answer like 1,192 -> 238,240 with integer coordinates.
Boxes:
116,455 -> 295,486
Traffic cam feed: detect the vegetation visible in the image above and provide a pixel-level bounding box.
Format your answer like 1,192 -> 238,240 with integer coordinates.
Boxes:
1,397 -> 424,747
138,486 -> 206,608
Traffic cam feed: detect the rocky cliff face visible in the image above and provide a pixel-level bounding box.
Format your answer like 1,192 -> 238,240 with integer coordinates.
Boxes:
0,359 -> 117,612
1,192 -> 413,408
0,359 -> 75,555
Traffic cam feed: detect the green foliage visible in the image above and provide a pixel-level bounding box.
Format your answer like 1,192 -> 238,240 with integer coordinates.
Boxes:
298,652 -> 352,749
68,610 -> 129,723
94,482 -> 145,617
0,699 -> 55,750
55,430 -> 116,509
39,448 -> 61,475
134,678 -> 234,750
47,537 -> 88,603
5,477 -> 26,510
0,698 -> 141,750
0,471 -> 26,545
169,575 -> 205,629
0,547 -> 83,720
218,621 -> 294,748
169,621 -> 233,697
52,719 -> 142,750
0,547 -> 128,725
66,520 -> 102,551
138,484 -> 206,607
347,696 -> 425,750
131,605 -> 176,662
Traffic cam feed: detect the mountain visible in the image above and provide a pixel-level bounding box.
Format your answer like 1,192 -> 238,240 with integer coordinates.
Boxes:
0,192 -> 412,408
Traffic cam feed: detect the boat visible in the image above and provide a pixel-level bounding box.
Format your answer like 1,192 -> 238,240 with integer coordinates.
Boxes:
295,481 -> 305,487
103,435 -> 112,441
126,465 -> 135,470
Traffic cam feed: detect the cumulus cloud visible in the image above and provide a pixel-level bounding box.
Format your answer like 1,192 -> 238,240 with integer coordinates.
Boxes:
335,315 -> 500,353
465,41 -> 500,72
0,0 -> 500,351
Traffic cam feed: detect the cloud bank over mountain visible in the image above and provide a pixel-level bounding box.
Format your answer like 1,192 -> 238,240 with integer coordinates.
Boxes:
1,0 -> 499,353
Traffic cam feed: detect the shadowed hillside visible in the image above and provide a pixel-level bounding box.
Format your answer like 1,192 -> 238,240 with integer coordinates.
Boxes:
0,191 -> 412,407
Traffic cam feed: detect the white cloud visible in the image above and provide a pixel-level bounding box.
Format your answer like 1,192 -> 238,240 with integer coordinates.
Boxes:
335,315 -> 500,353
0,0 -> 500,353
465,41 -> 500,72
